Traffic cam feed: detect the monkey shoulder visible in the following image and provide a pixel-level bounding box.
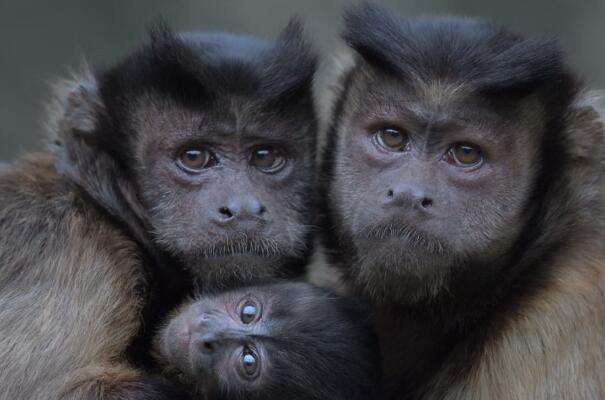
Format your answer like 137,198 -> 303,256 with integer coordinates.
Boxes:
0,152 -> 147,393
436,249 -> 605,400
0,152 -> 144,279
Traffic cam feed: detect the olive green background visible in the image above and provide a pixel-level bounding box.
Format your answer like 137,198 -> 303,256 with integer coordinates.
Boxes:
1,0 -> 604,161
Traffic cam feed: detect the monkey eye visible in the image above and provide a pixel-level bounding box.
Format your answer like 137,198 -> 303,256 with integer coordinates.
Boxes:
374,127 -> 409,152
445,143 -> 483,167
177,148 -> 216,172
240,300 -> 260,324
250,146 -> 286,173
239,346 -> 260,378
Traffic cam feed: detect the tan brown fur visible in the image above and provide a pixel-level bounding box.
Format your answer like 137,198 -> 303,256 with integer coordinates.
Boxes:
426,243 -> 605,399
0,154 -> 147,399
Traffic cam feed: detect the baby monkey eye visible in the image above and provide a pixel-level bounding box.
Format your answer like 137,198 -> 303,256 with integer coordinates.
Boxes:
251,146 -> 286,173
374,127 -> 408,151
177,148 -> 215,172
240,347 -> 259,378
446,143 -> 483,167
240,300 -> 259,324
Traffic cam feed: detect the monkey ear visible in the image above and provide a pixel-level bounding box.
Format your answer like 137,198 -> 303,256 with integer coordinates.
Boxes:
49,67 -> 152,247
48,64 -> 105,179
563,95 -> 605,163
60,82 -> 103,134
47,64 -> 104,141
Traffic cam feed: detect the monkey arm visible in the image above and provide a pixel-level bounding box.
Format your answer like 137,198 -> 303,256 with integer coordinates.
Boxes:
0,155 -> 185,400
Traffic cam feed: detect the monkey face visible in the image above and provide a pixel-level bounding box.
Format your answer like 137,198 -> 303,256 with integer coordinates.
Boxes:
53,25 -> 318,290
129,94 -> 316,288
157,282 -> 381,400
159,288 -> 271,397
329,69 -> 543,303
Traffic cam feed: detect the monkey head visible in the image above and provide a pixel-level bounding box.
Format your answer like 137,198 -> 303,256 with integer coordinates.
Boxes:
322,4 -> 602,306
156,282 -> 382,400
51,21 -> 318,289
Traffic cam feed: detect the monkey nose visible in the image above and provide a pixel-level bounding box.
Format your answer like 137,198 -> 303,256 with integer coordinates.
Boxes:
198,338 -> 216,355
214,196 -> 268,226
384,184 -> 433,210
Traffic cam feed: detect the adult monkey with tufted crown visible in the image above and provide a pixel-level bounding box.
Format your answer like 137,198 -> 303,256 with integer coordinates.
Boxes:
0,21 -> 318,399
320,3 -> 605,399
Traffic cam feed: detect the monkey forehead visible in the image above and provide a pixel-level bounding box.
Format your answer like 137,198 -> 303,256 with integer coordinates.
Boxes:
342,4 -> 573,102
348,67 -> 471,113
97,23 -> 316,131
342,68 -> 548,139
128,94 -> 314,145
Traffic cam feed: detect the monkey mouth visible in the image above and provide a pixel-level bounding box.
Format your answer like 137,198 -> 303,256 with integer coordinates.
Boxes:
198,237 -> 292,258
359,223 -> 448,255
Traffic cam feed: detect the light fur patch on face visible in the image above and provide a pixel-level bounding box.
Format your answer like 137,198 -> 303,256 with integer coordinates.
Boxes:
415,79 -> 472,112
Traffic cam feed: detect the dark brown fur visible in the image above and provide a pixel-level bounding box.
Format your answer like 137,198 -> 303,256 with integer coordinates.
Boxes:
318,5 -> 605,399
0,22 -> 317,400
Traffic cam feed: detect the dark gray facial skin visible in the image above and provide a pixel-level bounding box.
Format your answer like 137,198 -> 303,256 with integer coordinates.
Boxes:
328,68 -> 543,304
55,24 -> 319,292
155,282 -> 383,400
157,286 -> 271,397
131,94 -> 315,289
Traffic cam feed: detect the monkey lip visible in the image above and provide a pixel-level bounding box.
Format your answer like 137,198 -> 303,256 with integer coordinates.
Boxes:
358,223 -> 448,255
198,238 -> 290,258
202,250 -> 281,259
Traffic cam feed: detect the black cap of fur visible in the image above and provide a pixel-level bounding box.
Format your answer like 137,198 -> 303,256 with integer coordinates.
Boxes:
321,4 -> 584,314
94,20 -> 317,166
343,3 -> 574,99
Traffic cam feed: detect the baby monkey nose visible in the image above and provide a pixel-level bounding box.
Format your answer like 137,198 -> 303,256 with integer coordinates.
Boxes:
199,338 -> 216,355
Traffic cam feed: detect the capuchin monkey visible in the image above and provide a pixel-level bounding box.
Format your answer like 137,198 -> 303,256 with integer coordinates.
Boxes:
154,282 -> 382,400
0,22 -> 318,399
320,4 -> 605,399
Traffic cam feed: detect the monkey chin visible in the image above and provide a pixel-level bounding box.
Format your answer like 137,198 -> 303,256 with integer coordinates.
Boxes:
189,254 -> 288,291
350,236 -> 456,305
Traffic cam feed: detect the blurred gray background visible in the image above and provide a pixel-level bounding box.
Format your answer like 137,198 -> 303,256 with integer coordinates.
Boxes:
1,0 -> 604,161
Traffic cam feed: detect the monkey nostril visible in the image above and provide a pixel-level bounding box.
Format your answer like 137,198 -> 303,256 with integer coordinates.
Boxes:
201,340 -> 214,354
421,198 -> 433,208
387,189 -> 394,198
219,207 -> 233,219
258,205 -> 267,215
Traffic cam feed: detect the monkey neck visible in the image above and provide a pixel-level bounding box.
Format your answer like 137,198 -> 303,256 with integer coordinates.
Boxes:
375,198 -> 604,399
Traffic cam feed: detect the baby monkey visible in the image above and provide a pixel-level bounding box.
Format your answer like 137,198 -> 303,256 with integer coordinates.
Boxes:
155,282 -> 382,400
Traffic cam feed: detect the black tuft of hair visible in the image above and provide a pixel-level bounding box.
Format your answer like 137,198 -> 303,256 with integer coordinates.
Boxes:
92,20 -> 317,169
260,18 -> 318,106
343,3 -> 575,99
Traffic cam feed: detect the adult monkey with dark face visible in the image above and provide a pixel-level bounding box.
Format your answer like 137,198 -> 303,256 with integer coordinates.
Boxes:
320,4 -> 605,399
0,22 -> 317,399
